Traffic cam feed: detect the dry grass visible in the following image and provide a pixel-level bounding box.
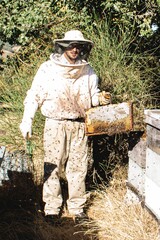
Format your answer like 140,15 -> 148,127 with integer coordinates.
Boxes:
85,166 -> 159,240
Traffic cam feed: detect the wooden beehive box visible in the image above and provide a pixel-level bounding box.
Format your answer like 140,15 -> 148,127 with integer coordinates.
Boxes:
144,109 -> 160,220
85,102 -> 133,136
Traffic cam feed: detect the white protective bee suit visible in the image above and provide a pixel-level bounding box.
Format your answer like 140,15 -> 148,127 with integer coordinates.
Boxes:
20,30 -> 110,216
20,52 -> 101,215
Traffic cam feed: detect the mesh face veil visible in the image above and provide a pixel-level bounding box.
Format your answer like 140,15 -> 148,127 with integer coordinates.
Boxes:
53,30 -> 94,60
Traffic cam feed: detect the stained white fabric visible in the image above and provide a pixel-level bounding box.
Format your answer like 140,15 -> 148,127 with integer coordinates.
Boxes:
43,118 -> 89,215
22,53 -> 100,121
20,53 -> 101,215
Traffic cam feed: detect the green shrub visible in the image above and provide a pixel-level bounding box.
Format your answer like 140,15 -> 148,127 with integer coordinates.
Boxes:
0,0 -> 66,45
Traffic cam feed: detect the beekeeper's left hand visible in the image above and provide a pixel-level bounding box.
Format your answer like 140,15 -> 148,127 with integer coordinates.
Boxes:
99,91 -> 112,105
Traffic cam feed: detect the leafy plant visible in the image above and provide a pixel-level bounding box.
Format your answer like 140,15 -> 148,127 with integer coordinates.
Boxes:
0,0 -> 65,45
102,0 -> 158,36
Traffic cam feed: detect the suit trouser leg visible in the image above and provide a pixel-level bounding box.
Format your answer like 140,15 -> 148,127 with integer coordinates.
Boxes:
43,119 -> 67,215
42,118 -> 89,215
65,122 -> 88,214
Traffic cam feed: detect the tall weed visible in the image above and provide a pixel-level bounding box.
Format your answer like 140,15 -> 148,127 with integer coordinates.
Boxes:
87,22 -> 159,129
0,45 -> 47,149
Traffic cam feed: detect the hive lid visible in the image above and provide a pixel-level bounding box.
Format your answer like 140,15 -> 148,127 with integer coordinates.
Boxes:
144,109 -> 160,119
144,109 -> 160,129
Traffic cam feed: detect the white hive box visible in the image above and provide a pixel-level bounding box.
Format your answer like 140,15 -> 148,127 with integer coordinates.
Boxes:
127,138 -> 146,197
145,109 -> 160,155
85,102 -> 133,136
144,109 -> 160,220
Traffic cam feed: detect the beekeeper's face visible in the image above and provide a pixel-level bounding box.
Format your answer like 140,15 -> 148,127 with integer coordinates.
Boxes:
64,43 -> 82,64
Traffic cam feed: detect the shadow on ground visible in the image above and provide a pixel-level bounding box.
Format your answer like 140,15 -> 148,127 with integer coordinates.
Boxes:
0,151 -> 97,240
86,130 -> 144,190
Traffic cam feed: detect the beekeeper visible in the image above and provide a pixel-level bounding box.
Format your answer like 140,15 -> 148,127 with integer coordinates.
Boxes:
20,30 -> 110,224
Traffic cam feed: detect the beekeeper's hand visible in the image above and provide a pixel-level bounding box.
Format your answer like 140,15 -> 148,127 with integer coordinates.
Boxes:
99,91 -> 112,105
19,119 -> 32,139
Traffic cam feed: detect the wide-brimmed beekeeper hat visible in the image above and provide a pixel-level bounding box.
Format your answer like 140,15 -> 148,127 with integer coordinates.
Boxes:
54,30 -> 94,48
53,30 -> 94,60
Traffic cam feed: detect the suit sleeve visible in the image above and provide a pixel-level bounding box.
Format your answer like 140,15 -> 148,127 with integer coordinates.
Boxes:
89,67 -> 100,107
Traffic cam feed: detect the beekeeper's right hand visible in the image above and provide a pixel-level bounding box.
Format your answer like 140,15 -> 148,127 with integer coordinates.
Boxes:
19,95 -> 38,139
19,119 -> 32,139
